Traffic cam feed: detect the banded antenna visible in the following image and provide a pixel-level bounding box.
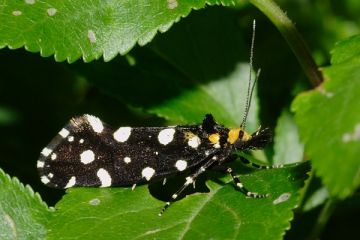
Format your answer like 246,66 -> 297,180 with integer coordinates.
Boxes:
240,20 -> 261,130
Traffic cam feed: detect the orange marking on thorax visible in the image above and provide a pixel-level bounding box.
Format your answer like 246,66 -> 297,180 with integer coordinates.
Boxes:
242,131 -> 252,141
227,128 -> 252,144
208,133 -> 220,144
227,128 -> 240,144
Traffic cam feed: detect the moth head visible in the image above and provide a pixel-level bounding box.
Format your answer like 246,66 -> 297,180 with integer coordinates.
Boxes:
229,127 -> 271,151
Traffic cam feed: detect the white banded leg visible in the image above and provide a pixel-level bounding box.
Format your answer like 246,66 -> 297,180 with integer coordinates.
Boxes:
211,165 -> 268,198
227,167 -> 268,198
158,157 -> 217,216
240,156 -> 284,169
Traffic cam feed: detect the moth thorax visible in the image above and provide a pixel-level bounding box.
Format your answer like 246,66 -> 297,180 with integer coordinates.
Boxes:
227,128 -> 252,144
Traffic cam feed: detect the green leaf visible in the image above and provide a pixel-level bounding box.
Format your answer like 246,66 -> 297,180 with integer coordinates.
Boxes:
0,168 -> 50,240
273,110 -> 304,165
48,163 -> 309,240
148,63 -> 259,130
331,35 -> 360,64
302,187 -> 329,212
0,0 -> 234,63
292,35 -> 360,199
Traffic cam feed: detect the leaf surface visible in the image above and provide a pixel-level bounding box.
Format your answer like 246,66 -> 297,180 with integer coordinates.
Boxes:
331,35 -> 360,64
0,169 -> 50,240
0,0 -> 234,62
292,35 -> 360,198
48,163 -> 310,240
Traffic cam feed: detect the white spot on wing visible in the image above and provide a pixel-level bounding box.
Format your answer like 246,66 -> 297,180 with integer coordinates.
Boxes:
88,30 -> 97,43
37,161 -> 44,168
113,127 -> 132,142
80,150 -> 95,164
67,136 -> 74,142
51,153 -> 57,160
12,10 -> 22,16
47,8 -> 57,16
142,167 -> 155,181
175,160 -> 187,171
167,0 -> 178,9
65,176 -> 76,188
273,193 -> 291,205
158,128 -> 175,145
97,168 -> 112,187
124,157 -> 131,164
79,139 -> 84,144
188,135 -> 201,148
41,147 -> 52,157
58,128 -> 69,138
48,173 -> 54,178
41,176 -> 50,184
85,115 -> 103,133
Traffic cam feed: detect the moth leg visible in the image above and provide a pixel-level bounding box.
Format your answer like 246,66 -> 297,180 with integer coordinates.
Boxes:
211,165 -> 268,198
158,157 -> 218,216
240,156 -> 284,169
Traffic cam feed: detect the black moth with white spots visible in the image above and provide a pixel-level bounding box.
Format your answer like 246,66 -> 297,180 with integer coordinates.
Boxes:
38,113 -> 272,215
38,114 -> 271,187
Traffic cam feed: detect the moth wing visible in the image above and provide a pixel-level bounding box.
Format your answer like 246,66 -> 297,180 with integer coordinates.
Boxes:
38,114 -> 215,189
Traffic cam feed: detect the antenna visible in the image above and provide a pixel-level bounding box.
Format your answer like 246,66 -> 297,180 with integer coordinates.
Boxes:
240,19 -> 259,130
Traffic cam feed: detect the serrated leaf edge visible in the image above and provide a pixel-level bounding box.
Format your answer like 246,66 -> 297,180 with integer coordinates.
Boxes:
2,1 -> 235,63
0,168 -> 49,210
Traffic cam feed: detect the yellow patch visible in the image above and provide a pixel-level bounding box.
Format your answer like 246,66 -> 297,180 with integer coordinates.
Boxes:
208,133 -> 220,144
242,131 -> 252,141
227,128 -> 252,143
227,128 -> 240,144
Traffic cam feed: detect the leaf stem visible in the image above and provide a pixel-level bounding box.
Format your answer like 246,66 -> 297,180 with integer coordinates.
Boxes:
306,198 -> 337,240
249,0 -> 323,87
